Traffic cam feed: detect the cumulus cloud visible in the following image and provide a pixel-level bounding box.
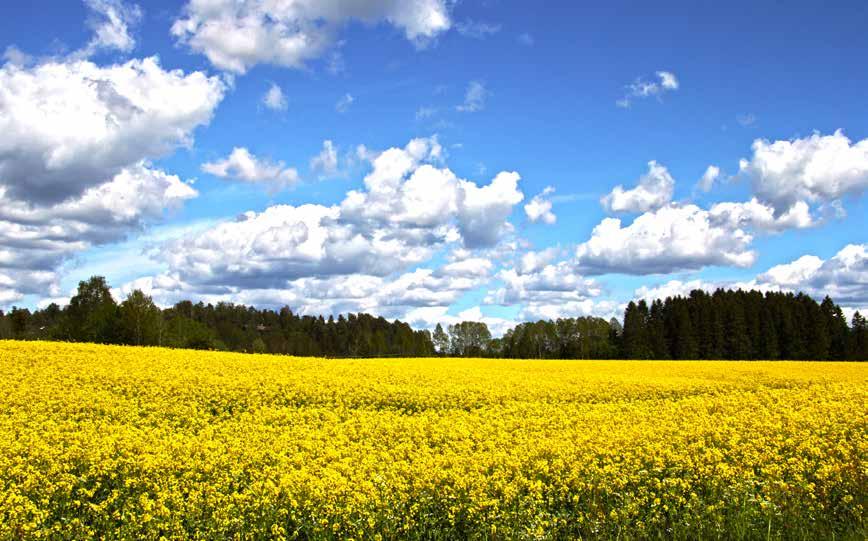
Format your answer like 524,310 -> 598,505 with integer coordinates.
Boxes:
0,49 -> 221,306
456,81 -> 487,112
634,244 -> 868,313
757,244 -> 868,308
633,279 -> 714,304
482,250 -> 619,323
101,137 -> 527,323
616,70 -> 678,108
341,137 -> 524,248
575,204 -> 756,275
310,140 -> 339,178
202,148 -> 299,189
739,130 -> 868,213
0,56 -> 225,204
524,187 -> 556,224
133,136 -> 525,309
3,46 -> 31,67
401,305 -> 516,337
601,161 -> 674,213
262,83 -> 287,111
0,163 -> 198,305
486,261 -> 600,306
696,165 -> 720,193
78,0 -> 142,57
708,198 -> 814,232
518,247 -> 562,275
116,259 -> 494,334
172,0 -> 453,73
457,172 -> 524,247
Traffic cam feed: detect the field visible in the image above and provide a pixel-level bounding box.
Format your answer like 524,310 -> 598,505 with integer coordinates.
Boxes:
0,341 -> 865,540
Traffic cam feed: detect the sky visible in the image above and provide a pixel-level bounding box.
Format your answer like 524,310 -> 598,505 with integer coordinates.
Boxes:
1,0 -> 867,335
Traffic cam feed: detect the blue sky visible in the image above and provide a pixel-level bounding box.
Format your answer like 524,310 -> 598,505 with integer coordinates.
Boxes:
1,0 -> 867,333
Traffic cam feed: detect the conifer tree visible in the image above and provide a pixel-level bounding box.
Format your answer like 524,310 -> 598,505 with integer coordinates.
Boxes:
648,299 -> 669,359
621,301 -> 650,359
850,312 -> 867,360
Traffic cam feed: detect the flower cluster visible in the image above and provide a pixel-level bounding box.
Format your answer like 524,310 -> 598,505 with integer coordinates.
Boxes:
0,341 -> 864,539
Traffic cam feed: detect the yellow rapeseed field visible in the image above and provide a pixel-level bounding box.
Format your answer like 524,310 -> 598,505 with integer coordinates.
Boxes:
0,341 -> 865,540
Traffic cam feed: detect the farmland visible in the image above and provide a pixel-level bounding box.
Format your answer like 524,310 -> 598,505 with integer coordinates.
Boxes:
0,341 -> 865,539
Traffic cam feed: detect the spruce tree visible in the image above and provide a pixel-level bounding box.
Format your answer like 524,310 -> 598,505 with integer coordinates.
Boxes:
821,297 -> 849,360
724,297 -> 751,359
850,312 -> 867,360
621,301 -> 650,359
648,299 -> 669,359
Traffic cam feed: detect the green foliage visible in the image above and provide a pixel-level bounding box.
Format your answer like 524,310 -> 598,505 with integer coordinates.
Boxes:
447,321 -> 492,356
118,290 -> 161,346
432,323 -> 449,355
501,317 -> 615,359
65,277 -> 118,343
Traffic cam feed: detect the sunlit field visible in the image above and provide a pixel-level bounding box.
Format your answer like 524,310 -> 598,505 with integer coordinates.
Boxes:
0,341 -> 865,539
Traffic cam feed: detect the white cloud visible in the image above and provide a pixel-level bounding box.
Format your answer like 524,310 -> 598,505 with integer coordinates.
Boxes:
601,160 -> 674,213
341,137 -> 524,249
518,247 -> 561,274
455,20 -> 501,39
709,198 -> 814,232
575,204 -> 756,275
487,262 -> 600,306
759,255 -> 824,289
757,244 -> 868,307
0,163 -> 198,306
100,136 -> 528,323
739,130 -> 868,213
456,81 -> 487,112
335,93 -> 354,113
157,203 -> 394,287
139,137 -> 525,306
634,244 -> 868,312
116,259 -> 494,334
262,83 -> 287,111
202,148 -> 299,189
482,250 -> 619,323
400,305 -> 515,338
310,140 -> 339,178
617,71 -> 679,108
634,279 -> 713,304
0,56 -> 225,204
524,186 -> 556,224
517,33 -> 534,46
696,165 -> 720,193
0,50 -> 220,306
457,171 -> 524,247
3,46 -> 31,66
78,0 -> 142,57
439,257 -> 492,278
172,0 -> 453,74
517,299 -> 622,324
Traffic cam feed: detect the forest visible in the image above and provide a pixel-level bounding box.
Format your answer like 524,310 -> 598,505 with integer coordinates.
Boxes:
1,276 -> 865,360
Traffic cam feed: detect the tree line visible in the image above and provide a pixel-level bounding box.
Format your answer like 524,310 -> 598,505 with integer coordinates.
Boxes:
0,277 -> 433,357
618,289 -> 866,361
1,276 -> 865,360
